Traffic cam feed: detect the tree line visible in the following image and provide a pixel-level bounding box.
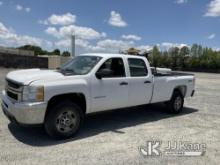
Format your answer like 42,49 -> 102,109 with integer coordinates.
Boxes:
19,44 -> 220,72
18,45 -> 71,57
123,44 -> 220,72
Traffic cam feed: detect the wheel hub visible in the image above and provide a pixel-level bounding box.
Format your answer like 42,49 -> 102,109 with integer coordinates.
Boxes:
56,110 -> 76,133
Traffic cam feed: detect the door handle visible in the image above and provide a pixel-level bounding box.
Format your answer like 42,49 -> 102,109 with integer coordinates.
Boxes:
144,80 -> 152,84
120,82 -> 128,86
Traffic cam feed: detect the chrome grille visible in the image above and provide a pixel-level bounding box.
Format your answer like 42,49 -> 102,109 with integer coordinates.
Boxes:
6,90 -> 18,100
7,79 -> 21,89
5,79 -> 23,101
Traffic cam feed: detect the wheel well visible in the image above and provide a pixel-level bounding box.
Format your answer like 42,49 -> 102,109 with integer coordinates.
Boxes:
45,93 -> 86,121
174,86 -> 187,97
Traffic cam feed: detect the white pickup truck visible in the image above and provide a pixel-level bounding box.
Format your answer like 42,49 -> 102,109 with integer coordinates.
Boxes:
1,53 -> 195,139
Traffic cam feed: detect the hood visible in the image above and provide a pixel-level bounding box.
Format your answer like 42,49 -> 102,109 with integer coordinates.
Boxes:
6,69 -> 65,85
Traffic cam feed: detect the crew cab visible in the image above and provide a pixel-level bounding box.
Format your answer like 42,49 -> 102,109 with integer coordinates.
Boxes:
1,53 -> 195,139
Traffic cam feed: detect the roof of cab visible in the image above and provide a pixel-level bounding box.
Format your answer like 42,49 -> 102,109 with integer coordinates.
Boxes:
80,53 -> 145,59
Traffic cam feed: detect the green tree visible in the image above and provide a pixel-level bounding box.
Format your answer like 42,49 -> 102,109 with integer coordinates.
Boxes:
169,47 -> 179,68
179,46 -> 190,68
18,45 -> 45,56
198,45 -> 203,57
62,51 -> 71,57
151,46 -> 161,67
191,44 -> 199,57
161,51 -> 171,68
52,49 -> 61,56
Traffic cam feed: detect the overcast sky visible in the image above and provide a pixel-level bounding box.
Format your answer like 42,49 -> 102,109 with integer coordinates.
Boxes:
0,0 -> 220,54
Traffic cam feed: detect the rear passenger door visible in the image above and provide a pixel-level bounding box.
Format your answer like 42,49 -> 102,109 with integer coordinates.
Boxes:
127,58 -> 153,106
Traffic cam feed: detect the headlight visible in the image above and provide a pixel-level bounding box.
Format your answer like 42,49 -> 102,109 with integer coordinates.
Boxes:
22,86 -> 44,102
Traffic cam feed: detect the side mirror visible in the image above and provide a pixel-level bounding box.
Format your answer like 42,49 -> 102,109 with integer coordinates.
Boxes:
96,69 -> 113,79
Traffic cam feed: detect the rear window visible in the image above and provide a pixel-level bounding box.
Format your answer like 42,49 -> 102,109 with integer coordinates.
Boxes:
128,58 -> 148,77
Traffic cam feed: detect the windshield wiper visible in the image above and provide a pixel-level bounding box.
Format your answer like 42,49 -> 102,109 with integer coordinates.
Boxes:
58,68 -> 76,75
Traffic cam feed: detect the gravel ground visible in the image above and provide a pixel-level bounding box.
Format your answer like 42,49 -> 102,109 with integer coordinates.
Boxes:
0,68 -> 220,165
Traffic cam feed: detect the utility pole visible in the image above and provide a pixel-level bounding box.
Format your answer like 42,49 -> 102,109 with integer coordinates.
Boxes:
71,34 -> 75,57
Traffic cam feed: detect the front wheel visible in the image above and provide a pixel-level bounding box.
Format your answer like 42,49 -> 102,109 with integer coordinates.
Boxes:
166,91 -> 184,114
44,101 -> 84,139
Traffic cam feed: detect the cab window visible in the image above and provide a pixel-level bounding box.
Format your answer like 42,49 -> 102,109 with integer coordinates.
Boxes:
128,58 -> 148,77
97,58 -> 125,78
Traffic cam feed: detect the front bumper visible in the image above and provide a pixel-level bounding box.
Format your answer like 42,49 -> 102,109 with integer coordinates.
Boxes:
1,90 -> 47,125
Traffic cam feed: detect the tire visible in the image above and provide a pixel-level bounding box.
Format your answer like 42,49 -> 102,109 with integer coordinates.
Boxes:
44,101 -> 84,139
166,90 -> 184,114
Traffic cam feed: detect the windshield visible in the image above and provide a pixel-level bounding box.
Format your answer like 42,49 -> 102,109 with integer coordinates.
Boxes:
59,56 -> 102,75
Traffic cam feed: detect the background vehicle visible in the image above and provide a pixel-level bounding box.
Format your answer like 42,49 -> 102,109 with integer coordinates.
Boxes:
1,53 -> 195,139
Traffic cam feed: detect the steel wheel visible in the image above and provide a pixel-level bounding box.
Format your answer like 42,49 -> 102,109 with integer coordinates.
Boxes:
56,110 -> 77,133
44,101 -> 84,139
166,90 -> 184,114
174,96 -> 183,111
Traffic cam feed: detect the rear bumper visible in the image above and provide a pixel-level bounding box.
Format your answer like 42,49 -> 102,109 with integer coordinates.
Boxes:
1,90 -> 47,125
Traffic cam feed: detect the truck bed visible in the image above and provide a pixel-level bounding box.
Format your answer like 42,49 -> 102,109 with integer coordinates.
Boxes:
150,70 -> 195,104
153,71 -> 194,77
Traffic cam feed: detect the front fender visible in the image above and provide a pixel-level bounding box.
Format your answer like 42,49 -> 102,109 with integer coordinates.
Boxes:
44,79 -> 90,112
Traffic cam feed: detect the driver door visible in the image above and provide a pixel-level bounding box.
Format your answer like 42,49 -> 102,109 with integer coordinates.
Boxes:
91,58 -> 129,112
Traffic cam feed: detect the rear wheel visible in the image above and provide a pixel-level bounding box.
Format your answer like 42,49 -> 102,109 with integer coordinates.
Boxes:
44,101 -> 84,139
166,91 -> 184,114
